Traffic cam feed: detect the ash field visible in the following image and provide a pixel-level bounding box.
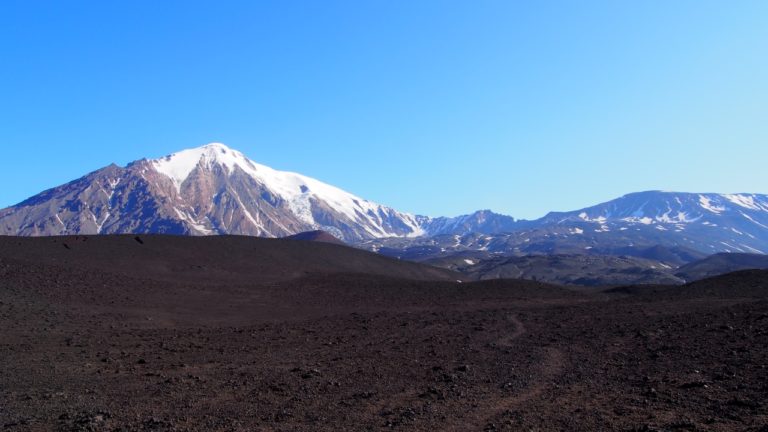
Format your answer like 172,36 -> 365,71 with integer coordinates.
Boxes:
1,236 -> 766,431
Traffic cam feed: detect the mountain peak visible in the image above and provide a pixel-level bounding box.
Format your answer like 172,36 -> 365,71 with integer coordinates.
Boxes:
150,143 -> 255,191
139,143 -> 425,239
200,142 -> 231,150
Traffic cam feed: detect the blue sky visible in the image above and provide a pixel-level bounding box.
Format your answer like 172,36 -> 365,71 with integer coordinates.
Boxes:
1,1 -> 767,219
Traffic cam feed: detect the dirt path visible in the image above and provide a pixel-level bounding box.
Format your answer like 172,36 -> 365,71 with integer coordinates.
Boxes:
451,314 -> 565,431
497,313 -> 526,347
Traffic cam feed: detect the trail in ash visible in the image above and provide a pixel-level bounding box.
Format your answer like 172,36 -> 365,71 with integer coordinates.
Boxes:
451,313 -> 566,431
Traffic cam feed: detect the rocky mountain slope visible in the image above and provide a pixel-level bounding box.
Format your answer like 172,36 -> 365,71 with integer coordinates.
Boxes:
0,144 -> 424,242
420,249 -> 768,286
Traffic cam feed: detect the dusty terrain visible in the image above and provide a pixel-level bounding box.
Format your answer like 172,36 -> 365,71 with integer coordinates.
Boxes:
0,236 -> 766,431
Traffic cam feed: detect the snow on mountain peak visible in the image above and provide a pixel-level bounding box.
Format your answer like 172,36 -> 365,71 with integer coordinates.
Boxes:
201,142 -> 230,149
150,142 -> 254,189
148,143 -> 424,238
154,145 -> 322,200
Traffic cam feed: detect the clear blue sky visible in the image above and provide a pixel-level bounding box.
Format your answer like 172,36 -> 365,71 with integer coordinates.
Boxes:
1,1 -> 767,219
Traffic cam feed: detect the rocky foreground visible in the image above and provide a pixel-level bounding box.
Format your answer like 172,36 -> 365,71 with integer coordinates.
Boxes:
0,236 -> 766,431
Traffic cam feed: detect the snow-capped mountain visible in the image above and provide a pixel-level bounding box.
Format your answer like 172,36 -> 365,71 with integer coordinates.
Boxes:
540,191 -> 768,227
418,210 -> 521,236
2,146 -> 767,257
537,191 -> 768,254
0,143 -> 424,241
359,191 -> 768,258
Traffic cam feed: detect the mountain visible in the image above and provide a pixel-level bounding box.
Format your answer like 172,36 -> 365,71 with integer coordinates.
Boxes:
2,145 -> 767,257
675,252 -> 768,282
536,191 -> 768,254
423,253 -> 684,286
359,191 -> 768,258
419,210 -> 521,236
421,248 -> 768,287
0,143 -> 424,242
284,230 -> 346,245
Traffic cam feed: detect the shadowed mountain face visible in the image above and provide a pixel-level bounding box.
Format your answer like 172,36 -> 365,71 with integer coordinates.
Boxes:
421,249 -> 768,287
675,253 -> 768,282
424,253 -> 684,286
284,230 -> 346,245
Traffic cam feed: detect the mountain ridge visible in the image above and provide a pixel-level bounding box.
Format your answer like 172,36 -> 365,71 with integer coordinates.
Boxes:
2,143 -> 767,255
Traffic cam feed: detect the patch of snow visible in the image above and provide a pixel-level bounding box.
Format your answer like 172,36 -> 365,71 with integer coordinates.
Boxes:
286,193 -> 315,226
89,210 -> 110,234
699,195 -> 726,214
463,259 -> 476,265
655,211 -> 700,224
741,244 -> 764,254
174,207 -> 213,235
622,216 -> 654,225
722,194 -> 760,210
98,212 -> 110,233
741,212 -> 768,229
719,241 -> 744,252
577,212 -> 608,223
230,190 -> 263,230
106,178 -> 121,200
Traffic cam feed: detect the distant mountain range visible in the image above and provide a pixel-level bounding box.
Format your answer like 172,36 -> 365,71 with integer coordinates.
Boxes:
361,191 -> 768,258
2,143 -> 767,258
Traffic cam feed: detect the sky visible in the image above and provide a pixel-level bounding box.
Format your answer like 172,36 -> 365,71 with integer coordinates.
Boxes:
1,1 -> 767,219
